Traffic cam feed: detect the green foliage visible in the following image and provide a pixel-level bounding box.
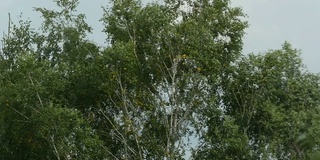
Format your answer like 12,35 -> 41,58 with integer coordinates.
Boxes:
1,0 -> 320,159
30,106 -> 106,159
311,151 -> 320,160
199,42 -> 320,159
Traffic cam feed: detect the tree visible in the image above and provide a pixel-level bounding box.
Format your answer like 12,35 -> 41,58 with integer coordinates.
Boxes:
1,0 -> 320,159
0,1 -> 107,159
101,0 -> 247,158
194,42 -> 320,159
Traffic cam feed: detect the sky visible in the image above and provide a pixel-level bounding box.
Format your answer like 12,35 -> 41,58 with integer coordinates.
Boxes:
1,0 -> 320,73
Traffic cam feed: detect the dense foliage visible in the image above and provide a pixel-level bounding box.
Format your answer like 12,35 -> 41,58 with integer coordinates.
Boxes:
1,0 -> 320,159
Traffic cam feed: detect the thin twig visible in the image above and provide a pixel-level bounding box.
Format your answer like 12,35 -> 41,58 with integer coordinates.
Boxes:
50,135 -> 61,160
28,73 -> 44,108
9,106 -> 29,120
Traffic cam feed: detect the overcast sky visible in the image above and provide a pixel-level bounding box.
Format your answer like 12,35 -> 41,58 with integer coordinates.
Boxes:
1,0 -> 320,73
